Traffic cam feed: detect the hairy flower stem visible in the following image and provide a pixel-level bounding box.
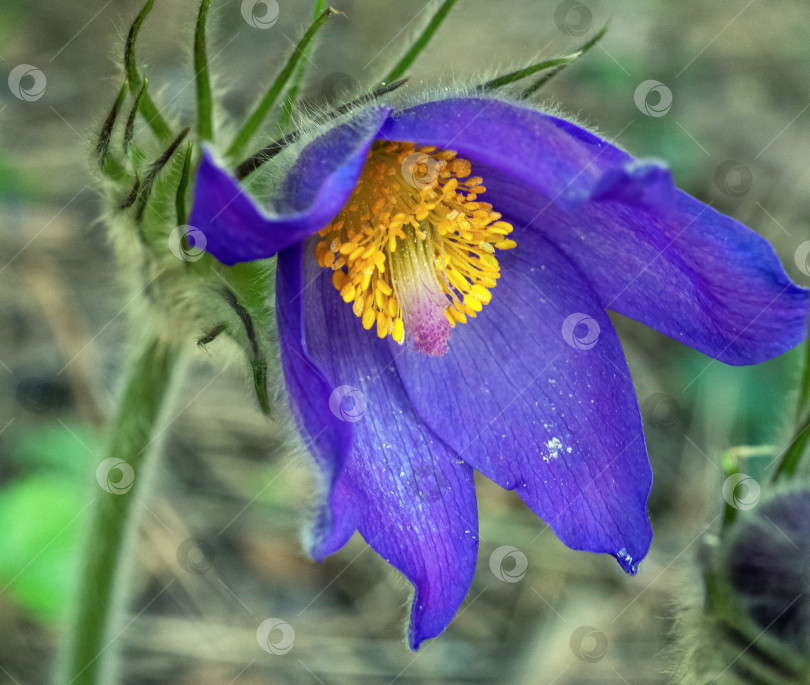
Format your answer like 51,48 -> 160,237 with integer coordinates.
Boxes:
60,337 -> 180,685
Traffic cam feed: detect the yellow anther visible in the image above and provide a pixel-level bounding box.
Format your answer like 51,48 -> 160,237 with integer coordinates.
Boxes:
392,317 -> 405,344
471,284 -> 492,304
463,293 -> 483,312
376,313 -> 388,339
315,140 -> 515,353
340,283 -> 355,303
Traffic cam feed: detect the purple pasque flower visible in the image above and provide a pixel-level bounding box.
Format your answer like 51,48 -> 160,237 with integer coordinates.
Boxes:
189,95 -> 808,648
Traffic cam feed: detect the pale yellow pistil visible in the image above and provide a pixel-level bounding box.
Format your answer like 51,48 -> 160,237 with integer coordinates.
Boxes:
314,140 -> 515,356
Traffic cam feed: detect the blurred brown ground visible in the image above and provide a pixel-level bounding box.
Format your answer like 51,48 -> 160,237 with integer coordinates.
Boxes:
1,1 -> 809,683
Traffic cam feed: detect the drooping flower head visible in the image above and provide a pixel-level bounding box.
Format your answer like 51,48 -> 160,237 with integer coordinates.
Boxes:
190,93 -> 808,648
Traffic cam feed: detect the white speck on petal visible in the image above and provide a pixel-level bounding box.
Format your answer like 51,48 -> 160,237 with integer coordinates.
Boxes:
544,437 -> 564,462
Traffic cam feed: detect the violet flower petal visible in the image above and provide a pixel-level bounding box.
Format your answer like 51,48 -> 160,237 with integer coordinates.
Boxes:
277,241 -> 479,649
395,234 -> 652,573
188,106 -> 390,265
380,97 -> 807,363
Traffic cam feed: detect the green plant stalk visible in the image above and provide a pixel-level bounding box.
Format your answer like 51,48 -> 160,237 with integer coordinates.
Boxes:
478,53 -> 581,91
278,0 -> 327,131
60,337 -> 180,685
226,7 -> 335,161
796,335 -> 810,424
125,0 -> 173,143
194,0 -> 214,142
772,323 -> 810,481
772,415 -> 810,482
520,21 -> 609,98
383,0 -> 457,83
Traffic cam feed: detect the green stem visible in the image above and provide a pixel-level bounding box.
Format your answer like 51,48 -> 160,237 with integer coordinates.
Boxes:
772,413 -> 810,482
125,0 -> 173,143
772,324 -> 810,482
194,0 -> 214,142
225,8 -> 335,161
383,0 -> 457,83
520,21 -> 609,98
796,336 -> 810,424
478,53 -> 581,91
278,0 -> 327,131
60,337 -> 180,685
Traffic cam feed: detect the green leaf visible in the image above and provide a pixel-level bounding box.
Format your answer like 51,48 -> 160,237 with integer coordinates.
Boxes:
8,422 -> 99,477
194,0 -> 214,142
278,0 -> 327,131
0,478 -> 85,618
383,0 -> 458,83
124,0 -> 173,143
96,81 -> 127,169
772,414 -> 810,482
220,287 -> 271,415
135,127 -> 190,222
796,337 -> 810,424
123,78 -> 148,153
478,53 -> 582,91
521,22 -> 609,98
176,142 -> 194,228
226,7 -> 336,160
236,78 -> 408,180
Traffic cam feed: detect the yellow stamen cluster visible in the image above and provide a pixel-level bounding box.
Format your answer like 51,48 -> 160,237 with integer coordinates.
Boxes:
314,140 -> 515,355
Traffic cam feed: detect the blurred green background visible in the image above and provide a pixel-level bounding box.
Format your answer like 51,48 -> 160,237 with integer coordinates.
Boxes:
1,0 -> 808,683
